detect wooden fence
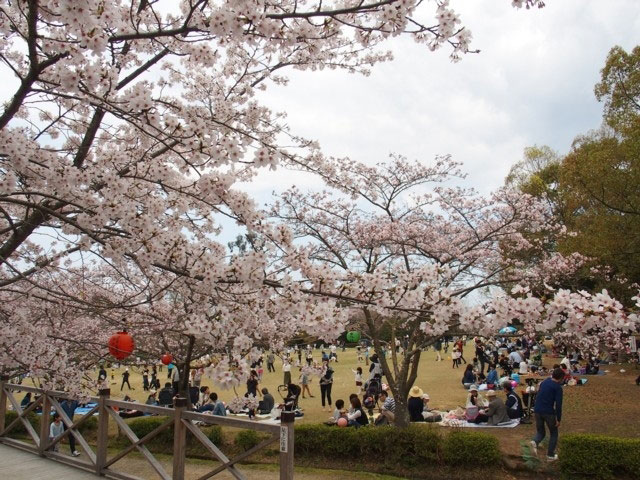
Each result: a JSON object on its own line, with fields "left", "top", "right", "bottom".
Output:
{"left": 0, "top": 379, "right": 294, "bottom": 480}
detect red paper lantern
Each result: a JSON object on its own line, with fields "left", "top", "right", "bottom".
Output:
{"left": 161, "top": 354, "right": 173, "bottom": 366}
{"left": 108, "top": 331, "right": 134, "bottom": 360}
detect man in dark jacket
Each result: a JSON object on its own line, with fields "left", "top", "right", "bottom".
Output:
{"left": 258, "top": 388, "right": 275, "bottom": 414}
{"left": 531, "top": 368, "right": 564, "bottom": 461}
{"left": 60, "top": 398, "right": 80, "bottom": 457}
{"left": 503, "top": 382, "right": 523, "bottom": 419}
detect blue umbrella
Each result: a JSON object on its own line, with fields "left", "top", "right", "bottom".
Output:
{"left": 498, "top": 326, "right": 517, "bottom": 334}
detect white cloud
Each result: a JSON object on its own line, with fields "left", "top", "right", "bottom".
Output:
{"left": 254, "top": 0, "right": 640, "bottom": 195}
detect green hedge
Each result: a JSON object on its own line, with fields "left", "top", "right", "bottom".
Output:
{"left": 4, "top": 410, "right": 97, "bottom": 437}
{"left": 442, "top": 431, "right": 501, "bottom": 466}
{"left": 294, "top": 424, "right": 498, "bottom": 468}
{"left": 121, "top": 416, "right": 222, "bottom": 456}
{"left": 235, "top": 429, "right": 270, "bottom": 452}
{"left": 4, "top": 410, "right": 41, "bottom": 437}
{"left": 559, "top": 434, "right": 640, "bottom": 479}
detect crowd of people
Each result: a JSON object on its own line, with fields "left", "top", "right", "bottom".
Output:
{"left": 25, "top": 334, "right": 636, "bottom": 463}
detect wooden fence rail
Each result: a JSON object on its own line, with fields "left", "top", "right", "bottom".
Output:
{"left": 0, "top": 379, "right": 294, "bottom": 480}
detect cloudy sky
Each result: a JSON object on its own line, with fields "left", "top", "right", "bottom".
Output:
{"left": 243, "top": 0, "right": 640, "bottom": 201}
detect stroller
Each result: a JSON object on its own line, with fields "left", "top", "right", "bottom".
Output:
{"left": 520, "top": 377, "right": 539, "bottom": 424}
{"left": 362, "top": 374, "right": 383, "bottom": 416}
{"left": 278, "top": 384, "right": 300, "bottom": 411}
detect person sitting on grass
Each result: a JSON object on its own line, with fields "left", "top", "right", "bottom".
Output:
{"left": 462, "top": 364, "right": 476, "bottom": 388}
{"left": 198, "top": 386, "right": 210, "bottom": 407}
{"left": 408, "top": 386, "right": 425, "bottom": 422}
{"left": 486, "top": 364, "right": 499, "bottom": 388}
{"left": 375, "top": 390, "right": 395, "bottom": 425}
{"left": 199, "top": 392, "right": 226, "bottom": 416}
{"left": 326, "top": 399, "right": 346, "bottom": 425}
{"left": 118, "top": 395, "right": 145, "bottom": 418}
{"left": 258, "top": 388, "right": 275, "bottom": 414}
{"left": 146, "top": 390, "right": 158, "bottom": 406}
{"left": 158, "top": 382, "right": 174, "bottom": 407}
{"left": 347, "top": 396, "right": 368, "bottom": 428}
{"left": 503, "top": 381, "right": 524, "bottom": 420}
{"left": 466, "top": 385, "right": 487, "bottom": 408}
{"left": 421, "top": 393, "right": 441, "bottom": 422}
{"left": 585, "top": 358, "right": 600, "bottom": 375}
{"left": 469, "top": 390, "right": 510, "bottom": 425}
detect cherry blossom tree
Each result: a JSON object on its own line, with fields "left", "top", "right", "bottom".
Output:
{"left": 267, "top": 154, "right": 638, "bottom": 426}
{"left": 0, "top": 1, "right": 548, "bottom": 391}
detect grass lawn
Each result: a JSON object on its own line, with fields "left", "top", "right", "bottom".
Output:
{"left": 97, "top": 341, "right": 640, "bottom": 458}
{"left": 10, "top": 341, "right": 640, "bottom": 471}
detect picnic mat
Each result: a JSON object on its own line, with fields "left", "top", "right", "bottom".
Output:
{"left": 439, "top": 418, "right": 521, "bottom": 428}
{"left": 75, "top": 403, "right": 99, "bottom": 416}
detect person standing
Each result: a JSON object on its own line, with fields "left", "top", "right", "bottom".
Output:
{"left": 283, "top": 358, "right": 292, "bottom": 386}
{"left": 98, "top": 365, "right": 107, "bottom": 384}
{"left": 530, "top": 368, "right": 564, "bottom": 461}
{"left": 306, "top": 349, "right": 313, "bottom": 366}
{"left": 48, "top": 413, "right": 64, "bottom": 452}
{"left": 121, "top": 368, "right": 133, "bottom": 391}
{"left": 245, "top": 370, "right": 262, "bottom": 399}
{"left": 434, "top": 338, "right": 443, "bottom": 362}
{"left": 475, "top": 341, "right": 486, "bottom": 374}
{"left": 60, "top": 398, "right": 80, "bottom": 457}
{"left": 193, "top": 366, "right": 203, "bottom": 387}
{"left": 142, "top": 367, "right": 150, "bottom": 391}
{"left": 267, "top": 352, "right": 276, "bottom": 373}
{"left": 452, "top": 348, "right": 461, "bottom": 368}
{"left": 171, "top": 364, "right": 180, "bottom": 394}
{"left": 151, "top": 365, "right": 159, "bottom": 390}
{"left": 352, "top": 367, "right": 363, "bottom": 394}
{"left": 455, "top": 338, "right": 467, "bottom": 364}
{"left": 319, "top": 362, "right": 334, "bottom": 411}
{"left": 299, "top": 367, "right": 314, "bottom": 398}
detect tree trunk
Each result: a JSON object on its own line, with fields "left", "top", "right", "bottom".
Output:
{"left": 180, "top": 335, "right": 195, "bottom": 407}
{"left": 392, "top": 391, "right": 410, "bottom": 427}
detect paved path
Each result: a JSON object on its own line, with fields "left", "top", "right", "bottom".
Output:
{"left": 0, "top": 443, "right": 98, "bottom": 479}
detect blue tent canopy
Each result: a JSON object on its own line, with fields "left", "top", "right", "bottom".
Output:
{"left": 498, "top": 326, "right": 517, "bottom": 334}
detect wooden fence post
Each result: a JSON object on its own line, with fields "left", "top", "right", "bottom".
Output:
{"left": 39, "top": 391, "right": 51, "bottom": 454}
{"left": 0, "top": 376, "right": 8, "bottom": 435}
{"left": 172, "top": 396, "right": 187, "bottom": 480}
{"left": 95, "top": 388, "right": 110, "bottom": 476}
{"left": 279, "top": 411, "right": 295, "bottom": 480}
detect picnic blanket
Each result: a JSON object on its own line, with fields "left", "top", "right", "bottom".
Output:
{"left": 75, "top": 403, "right": 99, "bottom": 416}
{"left": 439, "top": 418, "right": 520, "bottom": 428}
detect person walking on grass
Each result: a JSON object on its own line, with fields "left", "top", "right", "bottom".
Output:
{"left": 434, "top": 338, "right": 443, "bottom": 362}
{"left": 299, "top": 367, "right": 314, "bottom": 399}
{"left": 121, "top": 368, "right": 133, "bottom": 391}
{"left": 530, "top": 367, "right": 564, "bottom": 462}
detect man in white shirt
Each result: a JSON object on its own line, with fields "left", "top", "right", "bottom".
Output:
{"left": 508, "top": 349, "right": 524, "bottom": 366}
{"left": 519, "top": 361, "right": 529, "bottom": 375}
